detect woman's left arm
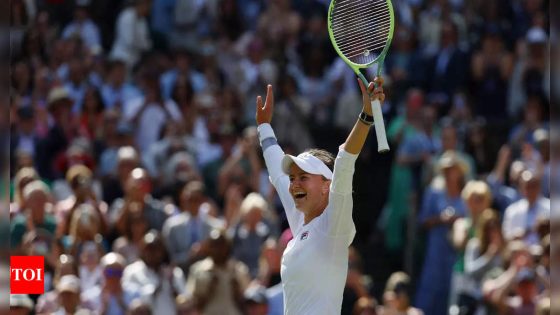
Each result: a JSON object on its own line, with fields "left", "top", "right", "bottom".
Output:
{"left": 340, "top": 77, "right": 385, "bottom": 154}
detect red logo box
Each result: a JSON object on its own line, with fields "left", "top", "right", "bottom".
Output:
{"left": 11, "top": 256, "right": 45, "bottom": 294}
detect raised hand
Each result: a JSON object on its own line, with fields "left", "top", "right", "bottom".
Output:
{"left": 357, "top": 76, "right": 385, "bottom": 116}
{"left": 256, "top": 84, "right": 274, "bottom": 125}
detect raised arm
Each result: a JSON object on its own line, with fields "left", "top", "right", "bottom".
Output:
{"left": 256, "top": 85, "right": 301, "bottom": 232}
{"left": 341, "top": 77, "right": 385, "bottom": 154}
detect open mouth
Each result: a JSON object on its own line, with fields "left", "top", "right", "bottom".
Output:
{"left": 294, "top": 192, "right": 307, "bottom": 200}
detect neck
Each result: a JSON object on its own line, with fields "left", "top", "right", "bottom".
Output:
{"left": 304, "top": 199, "right": 328, "bottom": 224}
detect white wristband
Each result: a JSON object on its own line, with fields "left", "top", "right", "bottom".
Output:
{"left": 257, "top": 123, "right": 276, "bottom": 144}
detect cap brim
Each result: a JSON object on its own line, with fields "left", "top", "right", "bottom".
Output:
{"left": 281, "top": 155, "right": 313, "bottom": 175}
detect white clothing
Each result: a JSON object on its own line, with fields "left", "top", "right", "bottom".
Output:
{"left": 62, "top": 19, "right": 102, "bottom": 51}
{"left": 258, "top": 123, "right": 357, "bottom": 315}
{"left": 502, "top": 197, "right": 550, "bottom": 245}
{"left": 122, "top": 97, "right": 182, "bottom": 153}
{"left": 122, "top": 260, "right": 186, "bottom": 315}
{"left": 110, "top": 8, "right": 152, "bottom": 69}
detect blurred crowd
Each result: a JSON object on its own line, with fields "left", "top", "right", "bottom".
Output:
{"left": 9, "top": 0, "right": 552, "bottom": 314}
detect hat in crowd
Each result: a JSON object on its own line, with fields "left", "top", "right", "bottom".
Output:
{"left": 56, "top": 275, "right": 81, "bottom": 293}
{"left": 47, "top": 86, "right": 73, "bottom": 109}
{"left": 526, "top": 27, "right": 547, "bottom": 45}
{"left": 244, "top": 285, "right": 268, "bottom": 305}
{"left": 10, "top": 294, "right": 34, "bottom": 310}
{"left": 516, "top": 268, "right": 536, "bottom": 284}
{"left": 438, "top": 150, "right": 469, "bottom": 176}
{"left": 281, "top": 152, "right": 333, "bottom": 180}
{"left": 385, "top": 272, "right": 412, "bottom": 296}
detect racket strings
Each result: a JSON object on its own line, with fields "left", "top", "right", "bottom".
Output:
{"left": 330, "top": 0, "right": 391, "bottom": 64}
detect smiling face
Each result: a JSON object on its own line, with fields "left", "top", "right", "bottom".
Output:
{"left": 288, "top": 164, "right": 330, "bottom": 216}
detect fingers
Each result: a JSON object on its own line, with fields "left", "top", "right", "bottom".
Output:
{"left": 265, "top": 84, "right": 274, "bottom": 110}
{"left": 357, "top": 78, "right": 367, "bottom": 94}
{"left": 256, "top": 95, "right": 263, "bottom": 110}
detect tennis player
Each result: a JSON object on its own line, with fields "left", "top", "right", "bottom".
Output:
{"left": 256, "top": 77, "right": 385, "bottom": 314}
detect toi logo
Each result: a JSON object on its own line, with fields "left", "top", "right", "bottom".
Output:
{"left": 10, "top": 256, "right": 45, "bottom": 294}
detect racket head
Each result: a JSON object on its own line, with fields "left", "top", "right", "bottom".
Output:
{"left": 328, "top": 0, "right": 395, "bottom": 71}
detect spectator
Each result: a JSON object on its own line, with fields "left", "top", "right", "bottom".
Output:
{"left": 109, "top": 0, "right": 153, "bottom": 70}
{"left": 502, "top": 170, "right": 550, "bottom": 245}
{"left": 122, "top": 231, "right": 186, "bottom": 314}
{"left": 380, "top": 272, "right": 423, "bottom": 315}
{"left": 163, "top": 181, "right": 223, "bottom": 272}
{"left": 462, "top": 209, "right": 505, "bottom": 314}
{"left": 186, "top": 229, "right": 250, "bottom": 315}
{"left": 9, "top": 166, "right": 39, "bottom": 217}
{"left": 230, "top": 193, "right": 275, "bottom": 278}
{"left": 82, "top": 252, "right": 138, "bottom": 315}
{"left": 415, "top": 151, "right": 468, "bottom": 315}
{"left": 101, "top": 60, "right": 141, "bottom": 110}
{"left": 111, "top": 168, "right": 170, "bottom": 236}
{"left": 122, "top": 72, "right": 182, "bottom": 154}
{"left": 101, "top": 146, "right": 140, "bottom": 206}
{"left": 450, "top": 180, "right": 492, "bottom": 310}
{"left": 61, "top": 0, "right": 102, "bottom": 52}
{"left": 10, "top": 180, "right": 57, "bottom": 252}
{"left": 36, "top": 254, "right": 79, "bottom": 313}
{"left": 35, "top": 86, "right": 76, "bottom": 180}
{"left": 52, "top": 275, "right": 91, "bottom": 315}
{"left": 10, "top": 106, "right": 39, "bottom": 176}
{"left": 56, "top": 164, "right": 108, "bottom": 237}
{"left": 112, "top": 203, "right": 149, "bottom": 264}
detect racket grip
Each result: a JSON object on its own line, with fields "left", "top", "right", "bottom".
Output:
{"left": 370, "top": 99, "right": 390, "bottom": 153}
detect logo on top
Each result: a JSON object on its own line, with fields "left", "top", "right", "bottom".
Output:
{"left": 301, "top": 231, "right": 309, "bottom": 240}
{"left": 10, "top": 256, "right": 45, "bottom": 294}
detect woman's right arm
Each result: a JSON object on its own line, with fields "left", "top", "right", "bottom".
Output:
{"left": 256, "top": 85, "right": 301, "bottom": 231}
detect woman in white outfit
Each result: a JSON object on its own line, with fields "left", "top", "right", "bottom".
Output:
{"left": 255, "top": 77, "right": 385, "bottom": 315}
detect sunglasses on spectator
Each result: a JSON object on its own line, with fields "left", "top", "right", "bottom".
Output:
{"left": 104, "top": 268, "right": 123, "bottom": 278}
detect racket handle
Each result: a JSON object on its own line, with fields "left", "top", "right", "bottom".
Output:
{"left": 370, "top": 99, "right": 390, "bottom": 153}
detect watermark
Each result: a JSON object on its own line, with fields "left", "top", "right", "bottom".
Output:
{"left": 10, "top": 256, "right": 45, "bottom": 294}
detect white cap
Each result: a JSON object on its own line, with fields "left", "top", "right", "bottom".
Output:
{"left": 56, "top": 275, "right": 81, "bottom": 293}
{"left": 281, "top": 152, "right": 333, "bottom": 180}
{"left": 10, "top": 294, "right": 34, "bottom": 309}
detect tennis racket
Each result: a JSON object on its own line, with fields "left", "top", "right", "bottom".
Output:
{"left": 328, "top": 0, "right": 395, "bottom": 153}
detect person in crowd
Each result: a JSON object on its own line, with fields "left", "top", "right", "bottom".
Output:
{"left": 503, "top": 170, "right": 550, "bottom": 245}
{"left": 450, "top": 180, "right": 492, "bottom": 310}
{"left": 109, "top": 0, "right": 153, "bottom": 70}
{"left": 82, "top": 252, "right": 138, "bottom": 315}
{"left": 122, "top": 231, "right": 186, "bottom": 314}
{"left": 61, "top": 0, "right": 102, "bottom": 52}
{"left": 380, "top": 272, "right": 423, "bottom": 315}
{"left": 415, "top": 150, "right": 468, "bottom": 315}
{"left": 11, "top": 180, "right": 57, "bottom": 253}
{"left": 10, "top": 166, "right": 40, "bottom": 217}
{"left": 163, "top": 181, "right": 223, "bottom": 273}
{"left": 462, "top": 209, "right": 505, "bottom": 315}
{"left": 186, "top": 229, "right": 250, "bottom": 315}
{"left": 112, "top": 168, "right": 170, "bottom": 236}
{"left": 230, "top": 192, "right": 276, "bottom": 278}
{"left": 52, "top": 275, "right": 91, "bottom": 315}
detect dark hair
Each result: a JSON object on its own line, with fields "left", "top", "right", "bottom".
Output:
{"left": 305, "top": 148, "right": 335, "bottom": 172}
